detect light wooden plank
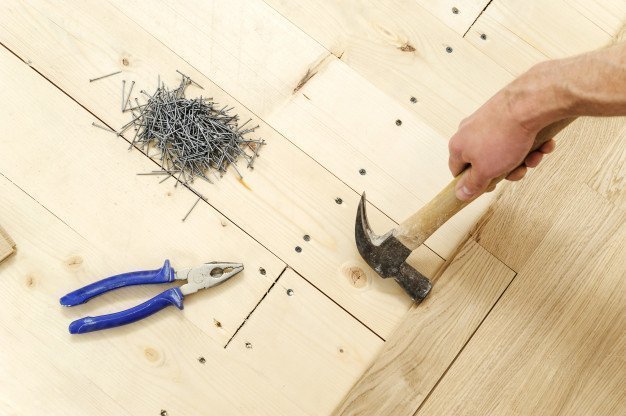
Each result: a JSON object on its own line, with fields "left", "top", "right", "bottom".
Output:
{"left": 333, "top": 239, "right": 516, "bottom": 416}
{"left": 464, "top": 11, "right": 549, "bottom": 76}
{"left": 472, "top": 117, "right": 626, "bottom": 271}
{"left": 0, "top": 223, "right": 16, "bottom": 263}
{"left": 417, "top": 185, "right": 626, "bottom": 416}
{"left": 475, "top": 0, "right": 614, "bottom": 60}
{"left": 0, "top": 45, "right": 284, "bottom": 346}
{"left": 263, "top": 0, "right": 512, "bottom": 137}
{"left": 108, "top": 0, "right": 500, "bottom": 260}
{"left": 0, "top": 0, "right": 447, "bottom": 337}
{"left": 586, "top": 123, "right": 626, "bottom": 209}
{"left": 565, "top": 0, "right": 626, "bottom": 35}
{"left": 0, "top": 176, "right": 305, "bottom": 416}
{"left": 413, "top": 0, "right": 491, "bottom": 35}
{"left": 230, "top": 268, "right": 384, "bottom": 415}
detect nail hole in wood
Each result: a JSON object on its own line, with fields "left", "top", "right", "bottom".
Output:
{"left": 303, "top": 234, "right": 311, "bottom": 242}
{"left": 359, "top": 168, "right": 366, "bottom": 175}
{"left": 160, "top": 411, "right": 168, "bottom": 416}
{"left": 295, "top": 246, "right": 302, "bottom": 253}
{"left": 335, "top": 197, "right": 343, "bottom": 204}
{"left": 259, "top": 267, "right": 266, "bottom": 275}
{"left": 452, "top": 7, "right": 459, "bottom": 14}
{"left": 395, "top": 119, "right": 402, "bottom": 126}
{"left": 245, "top": 342, "right": 253, "bottom": 349}
{"left": 480, "top": 33, "right": 487, "bottom": 40}
{"left": 446, "top": 46, "right": 453, "bottom": 53}
{"left": 198, "top": 357, "right": 206, "bottom": 364}
{"left": 410, "top": 96, "right": 417, "bottom": 103}
{"left": 287, "top": 289, "right": 294, "bottom": 296}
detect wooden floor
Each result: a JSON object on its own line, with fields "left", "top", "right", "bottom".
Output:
{"left": 0, "top": 1, "right": 623, "bottom": 415}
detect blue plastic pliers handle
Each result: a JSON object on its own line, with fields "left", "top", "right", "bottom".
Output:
{"left": 60, "top": 260, "right": 243, "bottom": 334}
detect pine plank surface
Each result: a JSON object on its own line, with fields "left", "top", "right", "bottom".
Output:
{"left": 0, "top": 31, "right": 393, "bottom": 415}
{"left": 229, "top": 269, "right": 384, "bottom": 416}
{"left": 333, "top": 239, "right": 515, "bottom": 415}
{"left": 0, "top": 0, "right": 447, "bottom": 338}
{"left": 0, "top": 224, "right": 15, "bottom": 263}
{"left": 264, "top": 0, "right": 513, "bottom": 137}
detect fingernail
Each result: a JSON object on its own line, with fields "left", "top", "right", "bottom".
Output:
{"left": 457, "top": 186, "right": 474, "bottom": 201}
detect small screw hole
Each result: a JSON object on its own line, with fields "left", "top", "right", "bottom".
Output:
{"left": 303, "top": 234, "right": 311, "bottom": 241}
{"left": 295, "top": 246, "right": 302, "bottom": 253}
{"left": 335, "top": 197, "right": 343, "bottom": 204}
{"left": 245, "top": 342, "right": 252, "bottom": 349}
{"left": 452, "top": 7, "right": 459, "bottom": 14}
{"left": 259, "top": 267, "right": 266, "bottom": 275}
{"left": 198, "top": 357, "right": 206, "bottom": 364}
{"left": 410, "top": 96, "right": 417, "bottom": 103}
{"left": 480, "top": 33, "right": 487, "bottom": 40}
{"left": 446, "top": 46, "right": 453, "bottom": 53}
{"left": 359, "top": 168, "right": 367, "bottom": 175}
{"left": 161, "top": 411, "right": 168, "bottom": 416}
{"left": 287, "top": 289, "right": 294, "bottom": 296}
{"left": 395, "top": 119, "right": 402, "bottom": 126}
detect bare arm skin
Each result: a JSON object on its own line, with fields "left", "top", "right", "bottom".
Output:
{"left": 449, "top": 42, "right": 626, "bottom": 201}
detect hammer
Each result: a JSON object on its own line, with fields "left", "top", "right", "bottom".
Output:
{"left": 355, "top": 118, "right": 575, "bottom": 301}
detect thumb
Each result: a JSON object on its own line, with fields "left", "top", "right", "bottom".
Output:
{"left": 455, "top": 166, "right": 491, "bottom": 201}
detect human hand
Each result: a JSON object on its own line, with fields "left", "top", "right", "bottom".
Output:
{"left": 448, "top": 89, "right": 555, "bottom": 201}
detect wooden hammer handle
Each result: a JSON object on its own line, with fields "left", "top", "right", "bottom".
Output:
{"left": 395, "top": 117, "right": 576, "bottom": 250}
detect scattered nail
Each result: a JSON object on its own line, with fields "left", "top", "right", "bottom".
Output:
{"left": 89, "top": 70, "right": 122, "bottom": 83}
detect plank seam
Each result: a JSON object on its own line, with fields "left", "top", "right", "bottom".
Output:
{"left": 289, "top": 267, "right": 386, "bottom": 342}
{"left": 0, "top": 170, "right": 86, "bottom": 242}
{"left": 413, "top": 270, "right": 518, "bottom": 415}
{"left": 462, "top": 0, "right": 494, "bottom": 38}
{"left": 223, "top": 265, "right": 288, "bottom": 348}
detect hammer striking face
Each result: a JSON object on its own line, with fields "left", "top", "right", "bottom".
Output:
{"left": 355, "top": 193, "right": 432, "bottom": 301}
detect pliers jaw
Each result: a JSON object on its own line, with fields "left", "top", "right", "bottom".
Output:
{"left": 177, "top": 262, "right": 244, "bottom": 296}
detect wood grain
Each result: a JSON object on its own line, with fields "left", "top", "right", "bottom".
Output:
{"left": 0, "top": 224, "right": 16, "bottom": 264}
{"left": 333, "top": 239, "right": 515, "bottom": 415}
{"left": 413, "top": 0, "right": 492, "bottom": 35}
{"left": 417, "top": 184, "right": 626, "bottom": 416}
{"left": 0, "top": 0, "right": 447, "bottom": 338}
{"left": 472, "top": 117, "right": 626, "bottom": 271}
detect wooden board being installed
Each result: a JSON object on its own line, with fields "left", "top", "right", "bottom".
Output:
{"left": 0, "top": 0, "right": 624, "bottom": 414}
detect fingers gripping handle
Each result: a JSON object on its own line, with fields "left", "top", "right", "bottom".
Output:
{"left": 68, "top": 287, "right": 184, "bottom": 334}
{"left": 60, "top": 260, "right": 175, "bottom": 306}
{"left": 395, "top": 118, "right": 575, "bottom": 251}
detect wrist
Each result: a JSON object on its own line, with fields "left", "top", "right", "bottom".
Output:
{"left": 502, "top": 60, "right": 576, "bottom": 133}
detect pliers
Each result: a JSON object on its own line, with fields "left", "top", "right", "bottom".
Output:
{"left": 60, "top": 260, "right": 243, "bottom": 334}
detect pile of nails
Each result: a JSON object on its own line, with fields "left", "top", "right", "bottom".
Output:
{"left": 118, "top": 71, "right": 265, "bottom": 186}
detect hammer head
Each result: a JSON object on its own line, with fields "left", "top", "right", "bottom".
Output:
{"left": 355, "top": 193, "right": 432, "bottom": 301}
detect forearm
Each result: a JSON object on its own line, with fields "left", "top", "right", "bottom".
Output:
{"left": 505, "top": 42, "right": 626, "bottom": 132}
